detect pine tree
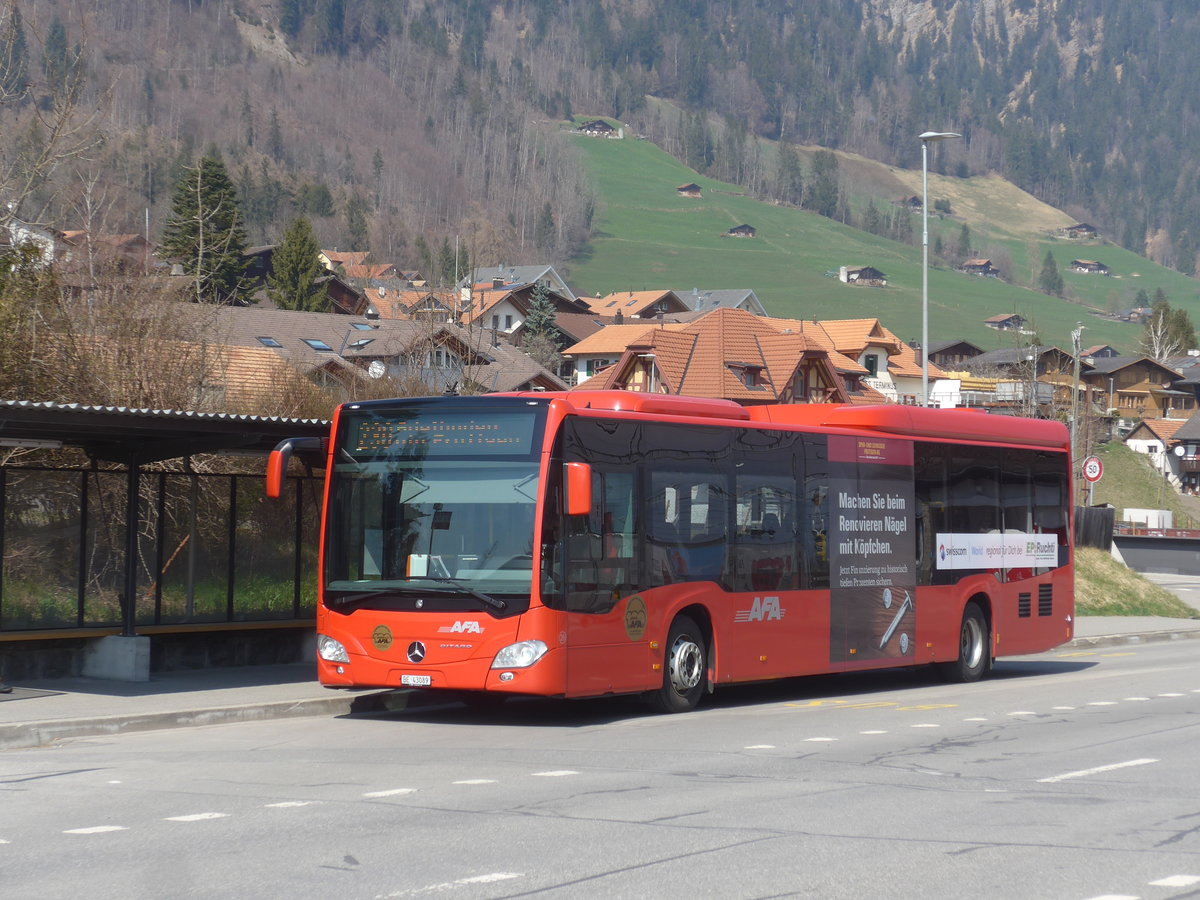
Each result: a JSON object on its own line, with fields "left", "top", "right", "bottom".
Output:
{"left": 267, "top": 108, "right": 285, "bottom": 163}
{"left": 268, "top": 216, "right": 325, "bottom": 311}
{"left": 159, "top": 152, "right": 252, "bottom": 305}
{"left": 956, "top": 224, "right": 971, "bottom": 259}
{"left": 42, "top": 14, "right": 68, "bottom": 96}
{"left": 523, "top": 280, "right": 559, "bottom": 342}
{"left": 534, "top": 202, "right": 555, "bottom": 250}
{"left": 1140, "top": 300, "right": 1197, "bottom": 360}
{"left": 279, "top": 0, "right": 305, "bottom": 38}
{"left": 805, "top": 150, "right": 839, "bottom": 219}
{"left": 1, "top": 5, "right": 28, "bottom": 101}
{"left": 1037, "top": 250, "right": 1063, "bottom": 297}
{"left": 345, "top": 192, "right": 370, "bottom": 250}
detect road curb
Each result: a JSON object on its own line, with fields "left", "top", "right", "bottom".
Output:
{"left": 1066, "top": 628, "right": 1200, "bottom": 650}
{"left": 0, "top": 688, "right": 438, "bottom": 751}
{"left": 5, "top": 630, "right": 1200, "bottom": 750}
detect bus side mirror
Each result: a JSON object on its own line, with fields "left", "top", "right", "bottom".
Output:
{"left": 266, "top": 437, "right": 324, "bottom": 498}
{"left": 564, "top": 462, "right": 593, "bottom": 516}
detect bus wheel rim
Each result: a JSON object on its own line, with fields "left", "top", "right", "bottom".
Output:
{"left": 962, "top": 618, "right": 983, "bottom": 669}
{"left": 668, "top": 635, "right": 703, "bottom": 694}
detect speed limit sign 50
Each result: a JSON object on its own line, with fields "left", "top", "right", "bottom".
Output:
{"left": 1082, "top": 456, "right": 1104, "bottom": 483}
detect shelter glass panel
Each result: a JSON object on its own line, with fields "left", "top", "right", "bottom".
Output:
{"left": 1, "top": 469, "right": 82, "bottom": 629}
{"left": 83, "top": 471, "right": 127, "bottom": 627}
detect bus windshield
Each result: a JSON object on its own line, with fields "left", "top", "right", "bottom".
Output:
{"left": 324, "top": 401, "right": 547, "bottom": 610}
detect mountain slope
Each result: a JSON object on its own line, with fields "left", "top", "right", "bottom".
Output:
{"left": 565, "top": 131, "right": 1197, "bottom": 354}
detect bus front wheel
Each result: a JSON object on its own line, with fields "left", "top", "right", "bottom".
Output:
{"left": 650, "top": 615, "right": 707, "bottom": 713}
{"left": 937, "top": 602, "right": 990, "bottom": 683}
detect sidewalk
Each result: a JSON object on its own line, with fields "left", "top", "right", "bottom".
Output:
{"left": 3, "top": 616, "right": 1200, "bottom": 751}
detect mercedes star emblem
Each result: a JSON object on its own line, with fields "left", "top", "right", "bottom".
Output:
{"left": 406, "top": 641, "right": 426, "bottom": 663}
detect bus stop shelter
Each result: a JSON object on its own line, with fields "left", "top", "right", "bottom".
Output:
{"left": 0, "top": 400, "right": 329, "bottom": 680}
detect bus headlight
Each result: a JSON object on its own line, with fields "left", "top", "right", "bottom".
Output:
{"left": 491, "top": 640, "right": 548, "bottom": 669}
{"left": 317, "top": 634, "right": 350, "bottom": 663}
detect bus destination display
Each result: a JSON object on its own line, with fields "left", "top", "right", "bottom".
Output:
{"left": 348, "top": 411, "right": 537, "bottom": 456}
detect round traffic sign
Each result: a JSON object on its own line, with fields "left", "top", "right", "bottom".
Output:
{"left": 1082, "top": 456, "right": 1104, "bottom": 483}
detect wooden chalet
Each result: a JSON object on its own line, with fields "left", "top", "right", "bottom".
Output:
{"left": 1071, "top": 259, "right": 1110, "bottom": 275}
{"left": 839, "top": 265, "right": 887, "bottom": 287}
{"left": 957, "top": 258, "right": 1000, "bottom": 277}
{"left": 984, "top": 313, "right": 1026, "bottom": 331}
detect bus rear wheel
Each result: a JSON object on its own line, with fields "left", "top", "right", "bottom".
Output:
{"left": 937, "top": 602, "right": 990, "bottom": 683}
{"left": 649, "top": 615, "right": 707, "bottom": 713}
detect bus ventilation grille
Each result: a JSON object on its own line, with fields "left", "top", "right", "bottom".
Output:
{"left": 1018, "top": 592, "right": 1032, "bottom": 618}
{"left": 1038, "top": 584, "right": 1053, "bottom": 616}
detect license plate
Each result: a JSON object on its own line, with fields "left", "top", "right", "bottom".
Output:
{"left": 401, "top": 674, "right": 432, "bottom": 687}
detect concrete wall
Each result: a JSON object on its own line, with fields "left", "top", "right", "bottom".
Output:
{"left": 1112, "top": 535, "right": 1200, "bottom": 575}
{"left": 1, "top": 628, "right": 312, "bottom": 682}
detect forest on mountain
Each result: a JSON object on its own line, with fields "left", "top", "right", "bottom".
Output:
{"left": 3, "top": 0, "right": 1200, "bottom": 281}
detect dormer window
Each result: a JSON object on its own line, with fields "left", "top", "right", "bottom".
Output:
{"left": 863, "top": 354, "right": 879, "bottom": 377}
{"left": 728, "top": 363, "right": 765, "bottom": 389}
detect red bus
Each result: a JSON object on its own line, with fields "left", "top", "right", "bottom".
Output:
{"left": 267, "top": 391, "right": 1073, "bottom": 713}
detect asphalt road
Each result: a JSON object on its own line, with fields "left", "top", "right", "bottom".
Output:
{"left": 3, "top": 641, "right": 1200, "bottom": 900}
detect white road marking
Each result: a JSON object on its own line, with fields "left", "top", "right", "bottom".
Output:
{"left": 1008, "top": 711, "right": 1037, "bottom": 716}
{"left": 1052, "top": 706, "right": 1075, "bottom": 710}
{"left": 1150, "top": 875, "right": 1200, "bottom": 887}
{"left": 165, "top": 813, "right": 229, "bottom": 822}
{"left": 531, "top": 770, "right": 578, "bottom": 777}
{"left": 803, "top": 737, "right": 837, "bottom": 742}
{"left": 1080, "top": 895, "right": 1139, "bottom": 900}
{"left": 376, "top": 872, "right": 523, "bottom": 898}
{"left": 964, "top": 717, "right": 988, "bottom": 722}
{"left": 363, "top": 788, "right": 417, "bottom": 798}
{"left": 1158, "top": 692, "right": 1184, "bottom": 697}
{"left": 1038, "top": 758, "right": 1159, "bottom": 784}
{"left": 911, "top": 723, "right": 940, "bottom": 728}
{"left": 265, "top": 801, "right": 314, "bottom": 808}
{"left": 453, "top": 779, "right": 497, "bottom": 785}
{"left": 1088, "top": 701, "right": 1118, "bottom": 706}
{"left": 1123, "top": 697, "right": 1150, "bottom": 702}
{"left": 107, "top": 780, "right": 122, "bottom": 784}
{"left": 744, "top": 744, "right": 775, "bottom": 749}
{"left": 859, "top": 730, "right": 887, "bottom": 734}
{"left": 64, "top": 826, "right": 129, "bottom": 834}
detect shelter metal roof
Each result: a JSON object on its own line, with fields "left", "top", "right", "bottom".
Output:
{"left": 0, "top": 400, "right": 329, "bottom": 464}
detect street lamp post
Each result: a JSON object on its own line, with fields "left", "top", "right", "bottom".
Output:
{"left": 920, "top": 130, "right": 961, "bottom": 406}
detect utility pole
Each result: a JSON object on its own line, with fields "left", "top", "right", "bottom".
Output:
{"left": 1070, "top": 322, "right": 1084, "bottom": 500}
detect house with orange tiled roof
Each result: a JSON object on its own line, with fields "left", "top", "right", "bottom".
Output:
{"left": 1126, "top": 416, "right": 1193, "bottom": 492}
{"left": 568, "top": 323, "right": 678, "bottom": 386}
{"left": 583, "top": 290, "right": 691, "bottom": 319}
{"left": 459, "top": 281, "right": 589, "bottom": 338}
{"left": 319, "top": 250, "right": 370, "bottom": 271}
{"left": 570, "top": 309, "right": 852, "bottom": 404}
{"left": 364, "top": 284, "right": 456, "bottom": 322}
{"left": 814, "top": 318, "right": 944, "bottom": 405}
{"left": 342, "top": 262, "right": 399, "bottom": 281}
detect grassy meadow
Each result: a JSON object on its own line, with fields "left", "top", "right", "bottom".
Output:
{"left": 565, "top": 127, "right": 1200, "bottom": 354}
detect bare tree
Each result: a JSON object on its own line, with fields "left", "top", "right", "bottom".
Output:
{"left": 0, "top": 5, "right": 105, "bottom": 233}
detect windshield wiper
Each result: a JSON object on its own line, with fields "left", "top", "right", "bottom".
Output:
{"left": 324, "top": 588, "right": 406, "bottom": 611}
{"left": 424, "top": 577, "right": 508, "bottom": 611}
{"left": 324, "top": 581, "right": 508, "bottom": 612}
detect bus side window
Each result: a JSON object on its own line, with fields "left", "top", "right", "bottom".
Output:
{"left": 564, "top": 468, "right": 635, "bottom": 613}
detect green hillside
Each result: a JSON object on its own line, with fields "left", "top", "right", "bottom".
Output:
{"left": 565, "top": 131, "right": 1200, "bottom": 355}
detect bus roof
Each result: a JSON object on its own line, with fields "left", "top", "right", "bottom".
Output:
{"left": 485, "top": 391, "right": 1069, "bottom": 450}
